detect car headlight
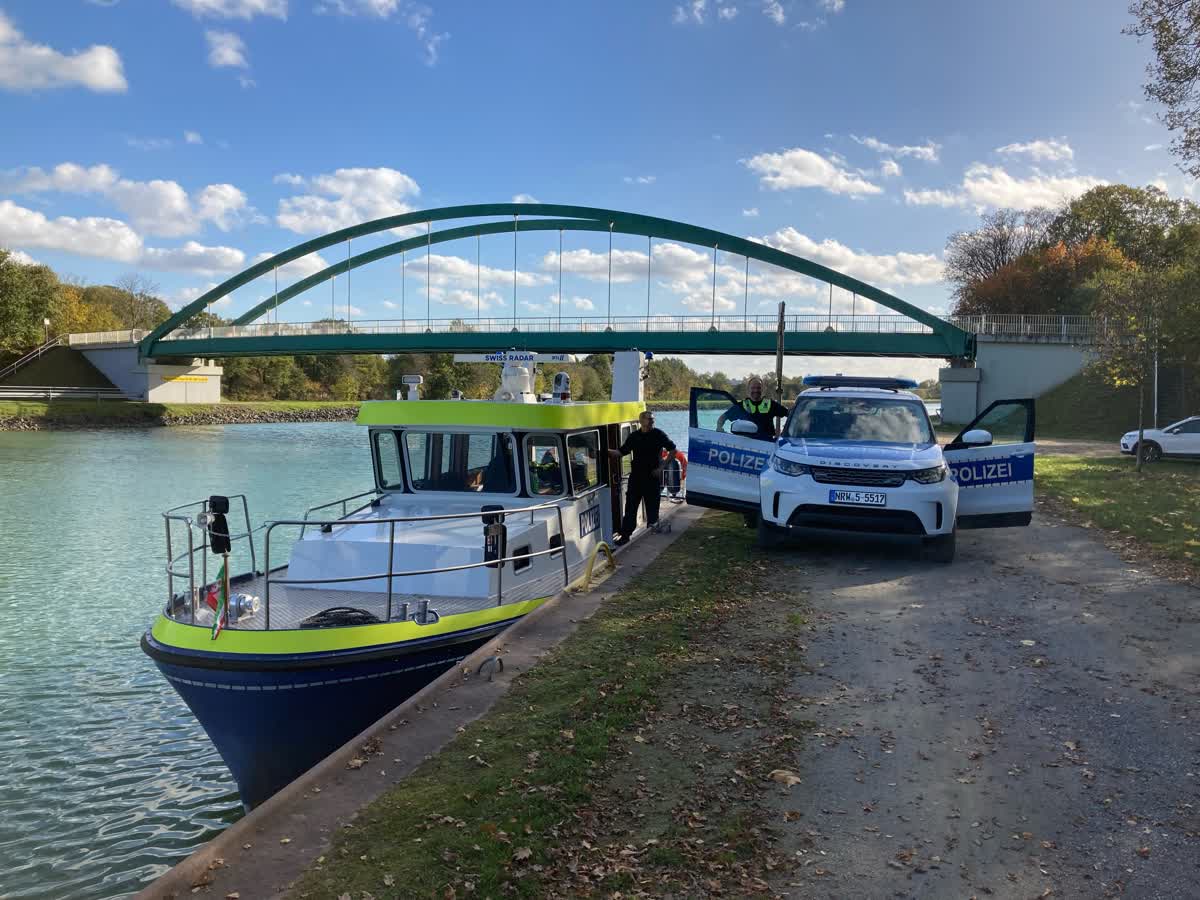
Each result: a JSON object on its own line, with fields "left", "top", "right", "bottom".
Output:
{"left": 908, "top": 464, "right": 948, "bottom": 484}
{"left": 771, "top": 456, "right": 811, "bottom": 477}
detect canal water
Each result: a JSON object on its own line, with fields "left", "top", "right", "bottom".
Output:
{"left": 0, "top": 412, "right": 690, "bottom": 900}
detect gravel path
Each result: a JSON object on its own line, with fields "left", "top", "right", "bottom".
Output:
{"left": 770, "top": 513, "right": 1200, "bottom": 899}
{"left": 1035, "top": 437, "right": 1119, "bottom": 458}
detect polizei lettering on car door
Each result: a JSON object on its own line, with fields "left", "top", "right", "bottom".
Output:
{"left": 688, "top": 437, "right": 771, "bottom": 476}
{"left": 949, "top": 454, "right": 1034, "bottom": 487}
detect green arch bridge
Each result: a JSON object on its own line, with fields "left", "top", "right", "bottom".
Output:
{"left": 140, "top": 204, "right": 974, "bottom": 361}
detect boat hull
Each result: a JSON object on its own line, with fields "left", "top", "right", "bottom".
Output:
{"left": 142, "top": 629, "right": 497, "bottom": 809}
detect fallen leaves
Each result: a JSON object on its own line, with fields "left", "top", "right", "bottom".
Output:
{"left": 768, "top": 769, "right": 803, "bottom": 786}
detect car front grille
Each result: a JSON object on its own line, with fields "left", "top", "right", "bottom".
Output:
{"left": 810, "top": 466, "right": 906, "bottom": 488}
{"left": 788, "top": 504, "right": 927, "bottom": 535}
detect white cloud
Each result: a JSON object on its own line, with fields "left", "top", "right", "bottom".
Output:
{"left": 141, "top": 241, "right": 245, "bottom": 274}
{"left": 718, "top": 5, "right": 738, "bottom": 19}
{"left": 819, "top": 0, "right": 845, "bottom": 10}
{"left": 4, "top": 163, "right": 255, "bottom": 237}
{"left": 382, "top": 299, "right": 398, "bottom": 309}
{"left": 273, "top": 172, "right": 306, "bottom": 186}
{"left": 320, "top": 2, "right": 447, "bottom": 64}
{"left": 995, "top": 138, "right": 1074, "bottom": 162}
{"left": 742, "top": 207, "right": 759, "bottom": 217}
{"left": 903, "top": 188, "right": 964, "bottom": 208}
{"left": 0, "top": 10, "right": 127, "bottom": 93}
{"left": 512, "top": 193, "right": 540, "bottom": 204}
{"left": 756, "top": 227, "right": 944, "bottom": 286}
{"left": 851, "top": 135, "right": 940, "bottom": 162}
{"left": 7, "top": 249, "right": 37, "bottom": 266}
{"left": 277, "top": 167, "right": 421, "bottom": 233}
{"left": 880, "top": 159, "right": 902, "bottom": 178}
{"left": 571, "top": 296, "right": 595, "bottom": 311}
{"left": 762, "top": 0, "right": 785, "bottom": 25}
{"left": 743, "top": 147, "right": 882, "bottom": 195}
{"left": 126, "top": 136, "right": 172, "bottom": 151}
{"left": 407, "top": 253, "right": 551, "bottom": 291}
{"left": 0, "top": 199, "right": 248, "bottom": 275}
{"left": 961, "top": 163, "right": 1105, "bottom": 209}
{"left": 0, "top": 200, "right": 144, "bottom": 262}
{"left": 172, "top": 0, "right": 287, "bottom": 19}
{"left": 185, "top": 130, "right": 204, "bottom": 145}
{"left": 623, "top": 175, "right": 656, "bottom": 185}
{"left": 673, "top": 0, "right": 706, "bottom": 24}
{"left": 250, "top": 250, "right": 331, "bottom": 279}
{"left": 205, "top": 30, "right": 248, "bottom": 68}
{"left": 1145, "top": 143, "right": 1164, "bottom": 152}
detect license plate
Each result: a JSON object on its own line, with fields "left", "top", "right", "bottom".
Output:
{"left": 828, "top": 489, "right": 887, "bottom": 507}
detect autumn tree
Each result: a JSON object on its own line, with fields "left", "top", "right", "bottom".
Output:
{"left": 1090, "top": 266, "right": 1188, "bottom": 471}
{"left": 1049, "top": 184, "right": 1200, "bottom": 267}
{"left": 1127, "top": 0, "right": 1200, "bottom": 177}
{"left": 952, "top": 237, "right": 1135, "bottom": 317}
{"left": 944, "top": 208, "right": 1055, "bottom": 306}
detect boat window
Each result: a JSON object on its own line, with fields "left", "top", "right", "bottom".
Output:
{"left": 566, "top": 430, "right": 600, "bottom": 493}
{"left": 404, "top": 432, "right": 516, "bottom": 493}
{"left": 618, "top": 423, "right": 633, "bottom": 476}
{"left": 374, "top": 430, "right": 403, "bottom": 489}
{"left": 525, "top": 435, "right": 565, "bottom": 497}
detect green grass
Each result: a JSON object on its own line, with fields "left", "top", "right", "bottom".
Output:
{"left": 1036, "top": 455, "right": 1200, "bottom": 565}
{"left": 0, "top": 399, "right": 361, "bottom": 426}
{"left": 289, "top": 512, "right": 771, "bottom": 899}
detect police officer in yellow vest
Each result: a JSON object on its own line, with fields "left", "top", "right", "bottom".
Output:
{"left": 716, "top": 376, "right": 788, "bottom": 441}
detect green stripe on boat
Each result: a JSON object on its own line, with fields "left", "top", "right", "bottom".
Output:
{"left": 150, "top": 596, "right": 548, "bottom": 655}
{"left": 356, "top": 400, "right": 645, "bottom": 429}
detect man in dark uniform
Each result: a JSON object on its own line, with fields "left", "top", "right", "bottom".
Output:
{"left": 716, "top": 376, "right": 788, "bottom": 441}
{"left": 608, "top": 410, "right": 676, "bottom": 546}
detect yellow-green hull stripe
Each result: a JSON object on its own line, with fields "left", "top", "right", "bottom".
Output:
{"left": 151, "top": 596, "right": 548, "bottom": 655}
{"left": 356, "top": 400, "right": 645, "bottom": 429}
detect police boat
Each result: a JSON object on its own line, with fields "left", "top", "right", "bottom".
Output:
{"left": 141, "top": 352, "right": 671, "bottom": 809}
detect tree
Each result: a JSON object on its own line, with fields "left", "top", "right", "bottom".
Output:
{"left": 49, "top": 283, "right": 123, "bottom": 336}
{"left": 0, "top": 250, "right": 58, "bottom": 352}
{"left": 952, "top": 237, "right": 1135, "bottom": 317}
{"left": 1049, "top": 184, "right": 1200, "bottom": 267}
{"left": 1090, "top": 267, "right": 1184, "bottom": 471}
{"left": 944, "top": 208, "right": 1055, "bottom": 304}
{"left": 1127, "top": 0, "right": 1200, "bottom": 178}
{"left": 112, "top": 273, "right": 171, "bottom": 330}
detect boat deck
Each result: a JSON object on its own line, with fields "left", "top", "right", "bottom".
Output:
{"left": 182, "top": 562, "right": 572, "bottom": 631}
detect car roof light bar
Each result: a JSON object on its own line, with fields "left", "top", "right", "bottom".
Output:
{"left": 801, "top": 375, "right": 919, "bottom": 391}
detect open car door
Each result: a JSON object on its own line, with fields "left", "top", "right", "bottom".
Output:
{"left": 685, "top": 387, "right": 774, "bottom": 515}
{"left": 944, "top": 399, "right": 1035, "bottom": 529}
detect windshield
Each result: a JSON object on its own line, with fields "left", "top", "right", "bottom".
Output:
{"left": 404, "top": 431, "right": 516, "bottom": 493}
{"left": 785, "top": 395, "right": 934, "bottom": 444}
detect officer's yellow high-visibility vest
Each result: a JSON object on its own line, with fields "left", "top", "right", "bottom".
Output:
{"left": 742, "top": 398, "right": 772, "bottom": 414}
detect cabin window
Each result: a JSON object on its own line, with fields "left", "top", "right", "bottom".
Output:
{"left": 525, "top": 435, "right": 565, "bottom": 497}
{"left": 404, "top": 432, "right": 516, "bottom": 493}
{"left": 618, "top": 423, "right": 634, "bottom": 476}
{"left": 566, "top": 430, "right": 600, "bottom": 493}
{"left": 374, "top": 430, "right": 403, "bottom": 489}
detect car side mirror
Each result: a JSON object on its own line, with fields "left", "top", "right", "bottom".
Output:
{"left": 730, "top": 420, "right": 758, "bottom": 436}
{"left": 961, "top": 428, "right": 992, "bottom": 447}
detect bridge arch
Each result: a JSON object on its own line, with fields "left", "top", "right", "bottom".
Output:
{"left": 141, "top": 204, "right": 973, "bottom": 359}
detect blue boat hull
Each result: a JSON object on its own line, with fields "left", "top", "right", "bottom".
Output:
{"left": 143, "top": 630, "right": 496, "bottom": 809}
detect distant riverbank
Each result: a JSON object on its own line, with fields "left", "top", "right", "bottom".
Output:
{"left": 0, "top": 398, "right": 692, "bottom": 430}
{"left": 0, "top": 399, "right": 361, "bottom": 430}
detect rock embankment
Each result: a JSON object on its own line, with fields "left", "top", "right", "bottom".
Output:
{"left": 0, "top": 403, "right": 361, "bottom": 431}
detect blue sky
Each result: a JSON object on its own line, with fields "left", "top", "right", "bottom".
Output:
{"left": 0, "top": 0, "right": 1185, "bottom": 378}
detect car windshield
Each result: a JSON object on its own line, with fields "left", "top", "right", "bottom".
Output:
{"left": 785, "top": 395, "right": 934, "bottom": 444}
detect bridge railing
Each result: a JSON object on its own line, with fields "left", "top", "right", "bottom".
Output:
{"left": 950, "top": 314, "right": 1097, "bottom": 343}
{"left": 160, "top": 313, "right": 936, "bottom": 342}
{"left": 67, "top": 329, "right": 149, "bottom": 347}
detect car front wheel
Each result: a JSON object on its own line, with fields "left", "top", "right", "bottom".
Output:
{"left": 756, "top": 517, "right": 784, "bottom": 549}
{"left": 925, "top": 529, "right": 956, "bottom": 564}
{"left": 1137, "top": 441, "right": 1163, "bottom": 464}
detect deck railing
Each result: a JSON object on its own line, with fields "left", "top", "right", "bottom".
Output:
{"left": 161, "top": 492, "right": 575, "bottom": 631}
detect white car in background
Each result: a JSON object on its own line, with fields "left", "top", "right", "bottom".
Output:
{"left": 684, "top": 376, "right": 1037, "bottom": 563}
{"left": 1120, "top": 416, "right": 1200, "bottom": 462}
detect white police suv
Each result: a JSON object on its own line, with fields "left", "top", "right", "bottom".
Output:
{"left": 685, "top": 376, "right": 1036, "bottom": 563}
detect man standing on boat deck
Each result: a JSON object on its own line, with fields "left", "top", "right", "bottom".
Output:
{"left": 608, "top": 410, "right": 675, "bottom": 546}
{"left": 716, "top": 376, "right": 788, "bottom": 441}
